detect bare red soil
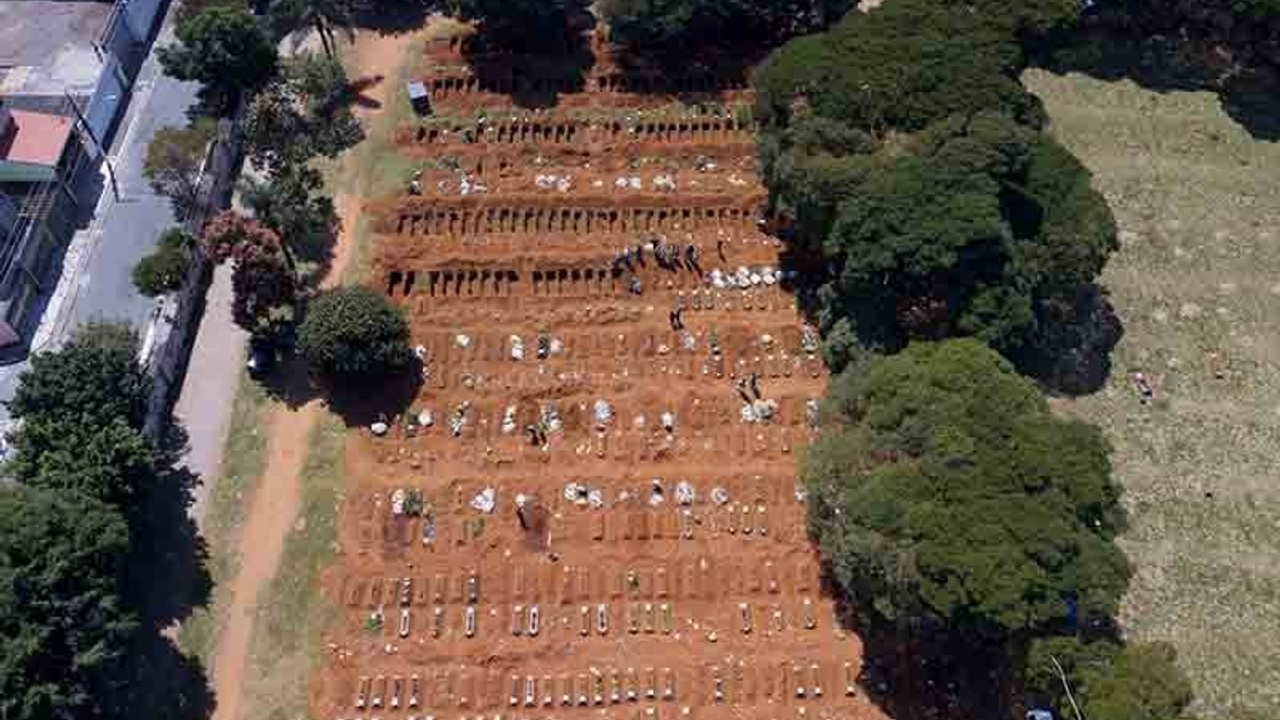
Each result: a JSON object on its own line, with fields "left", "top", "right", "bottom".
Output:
{"left": 312, "top": 29, "right": 891, "bottom": 720}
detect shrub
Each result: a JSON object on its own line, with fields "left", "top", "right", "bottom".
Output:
{"left": 297, "top": 286, "right": 412, "bottom": 377}
{"left": 131, "top": 228, "right": 193, "bottom": 297}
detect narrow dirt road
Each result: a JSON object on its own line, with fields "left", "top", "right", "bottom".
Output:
{"left": 207, "top": 29, "right": 413, "bottom": 720}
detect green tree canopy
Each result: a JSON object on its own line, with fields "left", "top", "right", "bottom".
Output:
{"left": 602, "top": 0, "right": 853, "bottom": 64}
{"left": 806, "top": 339, "right": 1130, "bottom": 640}
{"left": 775, "top": 111, "right": 1117, "bottom": 360}
{"left": 158, "top": 6, "right": 280, "bottom": 115}
{"left": 0, "top": 488, "right": 136, "bottom": 720}
{"left": 132, "top": 228, "right": 193, "bottom": 297}
{"left": 7, "top": 418, "right": 156, "bottom": 508}
{"left": 752, "top": 0, "right": 1053, "bottom": 135}
{"left": 752, "top": 0, "right": 1120, "bottom": 387}
{"left": 8, "top": 322, "right": 150, "bottom": 430}
{"left": 1026, "top": 637, "right": 1198, "bottom": 720}
{"left": 5, "top": 323, "right": 155, "bottom": 507}
{"left": 143, "top": 120, "right": 216, "bottom": 220}
{"left": 242, "top": 164, "right": 340, "bottom": 273}
{"left": 298, "top": 286, "right": 412, "bottom": 377}
{"left": 244, "top": 52, "right": 365, "bottom": 176}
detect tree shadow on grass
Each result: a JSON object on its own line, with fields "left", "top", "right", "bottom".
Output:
{"left": 119, "top": 421, "right": 217, "bottom": 720}
{"left": 251, "top": 340, "right": 423, "bottom": 428}
{"left": 1036, "top": 21, "right": 1280, "bottom": 140}
{"left": 1016, "top": 284, "right": 1125, "bottom": 397}
{"left": 126, "top": 423, "right": 212, "bottom": 629}
{"left": 256, "top": 346, "right": 323, "bottom": 411}
{"left": 121, "top": 634, "right": 216, "bottom": 720}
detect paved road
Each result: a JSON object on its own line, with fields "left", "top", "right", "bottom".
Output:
{"left": 65, "top": 30, "right": 202, "bottom": 333}
{"left": 0, "top": 7, "right": 201, "bottom": 419}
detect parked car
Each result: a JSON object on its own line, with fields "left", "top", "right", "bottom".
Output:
{"left": 246, "top": 335, "right": 276, "bottom": 377}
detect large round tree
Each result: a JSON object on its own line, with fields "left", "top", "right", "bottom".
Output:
{"left": 806, "top": 339, "right": 1130, "bottom": 640}
{"left": 157, "top": 6, "right": 280, "bottom": 115}
{"left": 6, "top": 323, "right": 157, "bottom": 509}
{"left": 0, "top": 488, "right": 136, "bottom": 720}
{"left": 298, "top": 286, "right": 412, "bottom": 378}
{"left": 751, "top": 0, "right": 1117, "bottom": 390}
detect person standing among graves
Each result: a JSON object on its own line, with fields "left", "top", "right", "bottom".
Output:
{"left": 685, "top": 244, "right": 700, "bottom": 271}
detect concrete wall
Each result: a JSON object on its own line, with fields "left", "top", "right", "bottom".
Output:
{"left": 143, "top": 104, "right": 244, "bottom": 440}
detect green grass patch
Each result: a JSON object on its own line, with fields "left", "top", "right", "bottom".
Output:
{"left": 336, "top": 36, "right": 429, "bottom": 284}
{"left": 1025, "top": 68, "right": 1280, "bottom": 717}
{"left": 240, "top": 412, "right": 347, "bottom": 720}
{"left": 179, "top": 371, "right": 273, "bottom": 664}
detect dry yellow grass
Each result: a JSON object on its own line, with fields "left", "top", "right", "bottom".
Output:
{"left": 1027, "top": 68, "right": 1280, "bottom": 717}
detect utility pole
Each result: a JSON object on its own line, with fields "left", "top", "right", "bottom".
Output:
{"left": 1048, "top": 655, "right": 1085, "bottom": 720}
{"left": 64, "top": 91, "right": 120, "bottom": 201}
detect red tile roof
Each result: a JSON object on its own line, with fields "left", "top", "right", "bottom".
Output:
{"left": 0, "top": 109, "right": 73, "bottom": 168}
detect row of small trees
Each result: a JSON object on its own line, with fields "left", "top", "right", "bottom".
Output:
{"left": 137, "top": 0, "right": 366, "bottom": 338}
{"left": 752, "top": 1, "right": 1196, "bottom": 717}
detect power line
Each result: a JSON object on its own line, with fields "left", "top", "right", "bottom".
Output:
{"left": 1049, "top": 655, "right": 1085, "bottom": 720}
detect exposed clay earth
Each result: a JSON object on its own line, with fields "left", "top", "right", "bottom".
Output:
{"left": 313, "top": 29, "right": 892, "bottom": 720}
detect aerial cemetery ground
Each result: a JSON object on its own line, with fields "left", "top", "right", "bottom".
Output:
{"left": 1027, "top": 68, "right": 1280, "bottom": 711}
{"left": 311, "top": 31, "right": 891, "bottom": 720}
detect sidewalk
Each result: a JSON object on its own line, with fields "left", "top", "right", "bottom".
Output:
{"left": 173, "top": 263, "right": 245, "bottom": 522}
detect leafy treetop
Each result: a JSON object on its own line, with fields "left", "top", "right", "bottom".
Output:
{"left": 5, "top": 324, "right": 155, "bottom": 507}
{"left": 201, "top": 210, "right": 289, "bottom": 266}
{"left": 763, "top": 110, "right": 1117, "bottom": 361}
{"left": 0, "top": 488, "right": 136, "bottom": 720}
{"left": 601, "top": 0, "right": 854, "bottom": 65}
{"left": 244, "top": 52, "right": 365, "bottom": 176}
{"left": 297, "top": 286, "right": 413, "bottom": 378}
{"left": 806, "top": 339, "right": 1130, "bottom": 640}
{"left": 158, "top": 6, "right": 280, "bottom": 116}
{"left": 8, "top": 323, "right": 150, "bottom": 431}
{"left": 142, "top": 120, "right": 217, "bottom": 220}
{"left": 752, "top": 0, "right": 1049, "bottom": 135}
{"left": 200, "top": 211, "right": 298, "bottom": 333}
{"left": 132, "top": 228, "right": 193, "bottom": 298}
{"left": 1026, "top": 636, "right": 1198, "bottom": 720}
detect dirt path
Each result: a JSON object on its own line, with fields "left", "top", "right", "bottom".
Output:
{"left": 207, "top": 29, "right": 414, "bottom": 720}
